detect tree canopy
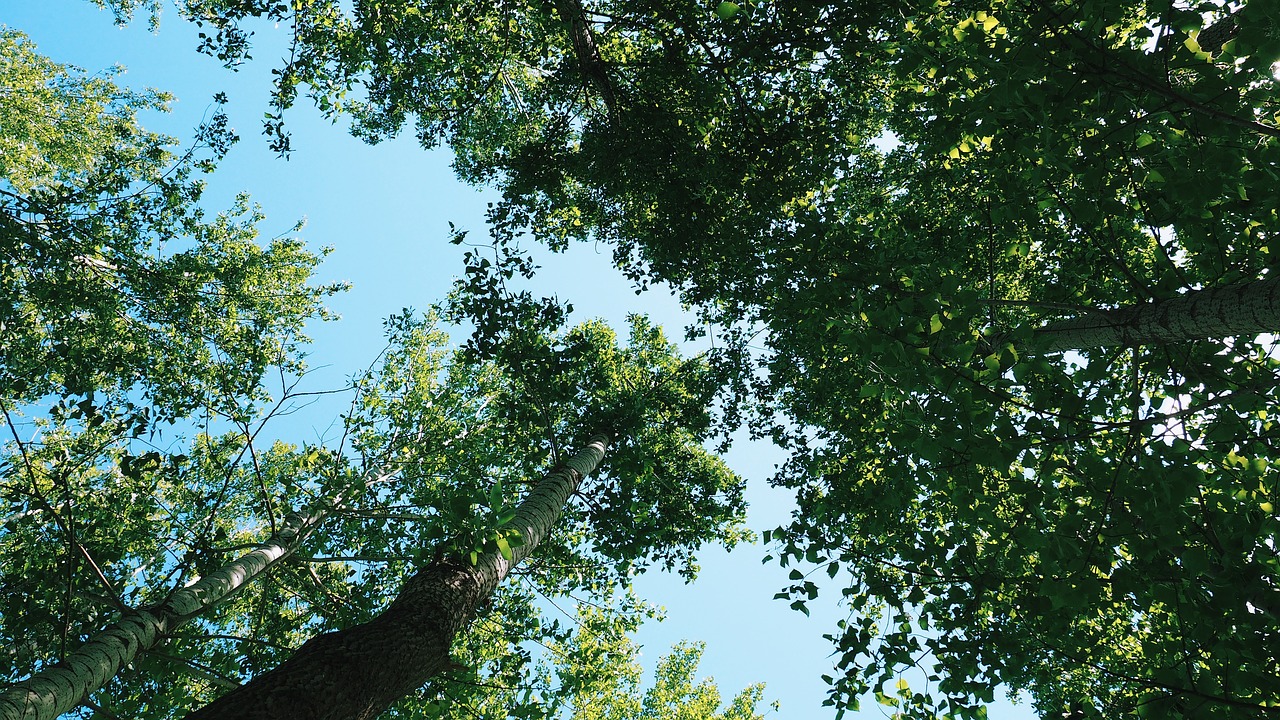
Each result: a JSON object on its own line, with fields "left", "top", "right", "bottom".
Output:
{"left": 0, "top": 28, "right": 342, "bottom": 418}
{"left": 1, "top": 28, "right": 760, "bottom": 720}
{"left": 103, "top": 0, "right": 1280, "bottom": 717}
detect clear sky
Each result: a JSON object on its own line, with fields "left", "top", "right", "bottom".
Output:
{"left": 2, "top": 3, "right": 1040, "bottom": 718}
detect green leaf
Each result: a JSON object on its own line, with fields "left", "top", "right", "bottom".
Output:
{"left": 449, "top": 496, "right": 472, "bottom": 517}
{"left": 715, "top": 2, "right": 741, "bottom": 20}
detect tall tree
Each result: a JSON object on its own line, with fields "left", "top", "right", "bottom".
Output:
{"left": 1, "top": 509, "right": 327, "bottom": 720}
{"left": 1, "top": 30, "right": 751, "bottom": 720}
{"left": 2, "top": 311, "right": 749, "bottom": 719}
{"left": 184, "top": 433, "right": 614, "bottom": 720}
{"left": 1031, "top": 276, "right": 1280, "bottom": 352}
{"left": 107, "top": 0, "right": 1280, "bottom": 716}
{"left": 0, "top": 29, "right": 338, "bottom": 718}
{"left": 179, "top": 297, "right": 754, "bottom": 720}
{"left": 3, "top": 210, "right": 751, "bottom": 720}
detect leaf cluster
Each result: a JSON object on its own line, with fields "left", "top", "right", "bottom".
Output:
{"left": 0, "top": 29, "right": 343, "bottom": 418}
{"left": 124, "top": 0, "right": 1280, "bottom": 716}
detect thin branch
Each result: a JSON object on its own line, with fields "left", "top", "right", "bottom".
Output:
{"left": 142, "top": 649, "right": 241, "bottom": 690}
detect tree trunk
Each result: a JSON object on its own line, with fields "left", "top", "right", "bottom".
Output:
{"left": 550, "top": 0, "right": 617, "bottom": 122}
{"left": 0, "top": 511, "right": 325, "bottom": 720}
{"left": 181, "top": 433, "right": 611, "bottom": 720}
{"left": 1035, "top": 276, "right": 1280, "bottom": 353}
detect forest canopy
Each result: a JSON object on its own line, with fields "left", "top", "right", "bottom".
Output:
{"left": 6, "top": 0, "right": 1280, "bottom": 718}
{"left": 0, "top": 25, "right": 759, "bottom": 720}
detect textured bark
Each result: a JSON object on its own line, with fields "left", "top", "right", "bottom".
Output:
{"left": 1035, "top": 276, "right": 1280, "bottom": 353}
{"left": 182, "top": 433, "right": 611, "bottom": 720}
{"left": 1196, "top": 12, "right": 1239, "bottom": 55}
{"left": 551, "top": 0, "right": 618, "bottom": 122}
{"left": 0, "top": 511, "right": 323, "bottom": 720}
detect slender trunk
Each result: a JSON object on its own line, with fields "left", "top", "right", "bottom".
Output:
{"left": 551, "top": 0, "right": 617, "bottom": 122}
{"left": 0, "top": 511, "right": 325, "bottom": 720}
{"left": 182, "top": 433, "right": 612, "bottom": 720}
{"left": 1035, "top": 276, "right": 1280, "bottom": 353}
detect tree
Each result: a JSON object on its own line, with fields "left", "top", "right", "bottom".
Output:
{"left": 108, "top": 0, "right": 1280, "bottom": 716}
{"left": 175, "top": 289, "right": 753, "bottom": 720}
{"left": 2, "top": 31, "right": 754, "bottom": 720}
{"left": 541, "top": 601, "right": 768, "bottom": 720}
{"left": 0, "top": 29, "right": 337, "bottom": 718}
{"left": 2, "top": 310, "right": 747, "bottom": 717}
{"left": 3, "top": 310, "right": 751, "bottom": 719}
{"left": 0, "top": 28, "right": 341, "bottom": 417}
{"left": 181, "top": 432, "right": 614, "bottom": 720}
{"left": 1031, "top": 276, "right": 1280, "bottom": 353}
{"left": 1, "top": 510, "right": 326, "bottom": 720}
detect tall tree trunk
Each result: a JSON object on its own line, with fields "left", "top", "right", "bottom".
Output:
{"left": 182, "top": 433, "right": 612, "bottom": 720}
{"left": 1035, "top": 276, "right": 1280, "bottom": 353}
{"left": 0, "top": 510, "right": 326, "bottom": 720}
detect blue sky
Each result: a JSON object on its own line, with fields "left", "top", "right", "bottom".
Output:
{"left": 2, "top": 3, "right": 1039, "bottom": 717}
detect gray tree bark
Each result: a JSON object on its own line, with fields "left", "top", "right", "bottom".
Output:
{"left": 180, "top": 433, "right": 611, "bottom": 720}
{"left": 1035, "top": 276, "right": 1280, "bottom": 353}
{"left": 0, "top": 510, "right": 326, "bottom": 720}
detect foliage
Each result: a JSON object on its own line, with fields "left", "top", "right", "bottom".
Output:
{"left": 118, "top": 0, "right": 1280, "bottom": 716}
{"left": 0, "top": 28, "right": 343, "bottom": 418}
{"left": 1, "top": 309, "right": 751, "bottom": 717}
{"left": 0, "top": 30, "right": 337, "bottom": 711}
{"left": 1, "top": 28, "right": 754, "bottom": 720}
{"left": 443, "top": 232, "right": 752, "bottom": 579}
{"left": 394, "top": 595, "right": 770, "bottom": 720}
{"left": 543, "top": 601, "right": 768, "bottom": 720}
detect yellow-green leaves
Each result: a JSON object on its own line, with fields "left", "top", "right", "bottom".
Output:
{"left": 715, "top": 2, "right": 742, "bottom": 20}
{"left": 539, "top": 603, "right": 768, "bottom": 720}
{"left": 0, "top": 29, "right": 169, "bottom": 193}
{"left": 976, "top": 11, "right": 1001, "bottom": 34}
{"left": 0, "top": 31, "right": 339, "bottom": 417}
